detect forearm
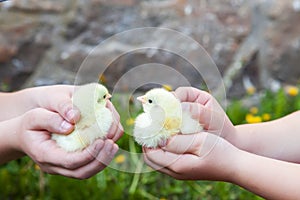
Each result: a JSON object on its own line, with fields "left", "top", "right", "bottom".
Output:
{"left": 233, "top": 149, "right": 300, "bottom": 200}
{"left": 229, "top": 111, "right": 300, "bottom": 162}
{"left": 0, "top": 89, "right": 36, "bottom": 121}
{"left": 0, "top": 119, "right": 25, "bottom": 164}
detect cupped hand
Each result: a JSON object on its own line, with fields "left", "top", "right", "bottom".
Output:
{"left": 143, "top": 133, "right": 240, "bottom": 182}
{"left": 16, "top": 108, "right": 119, "bottom": 179}
{"left": 29, "top": 85, "right": 81, "bottom": 124}
{"left": 174, "top": 87, "right": 236, "bottom": 140}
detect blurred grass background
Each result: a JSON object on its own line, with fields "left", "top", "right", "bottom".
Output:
{"left": 1, "top": 84, "right": 299, "bottom": 200}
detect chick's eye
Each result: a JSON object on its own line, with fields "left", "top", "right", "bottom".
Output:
{"left": 103, "top": 94, "right": 106, "bottom": 99}
{"left": 148, "top": 99, "right": 153, "bottom": 104}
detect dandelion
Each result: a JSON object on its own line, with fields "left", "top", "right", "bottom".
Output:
{"left": 160, "top": 198, "right": 167, "bottom": 200}
{"left": 262, "top": 113, "right": 271, "bottom": 121}
{"left": 162, "top": 84, "right": 173, "bottom": 91}
{"left": 249, "top": 107, "right": 259, "bottom": 114}
{"left": 286, "top": 86, "right": 299, "bottom": 97}
{"left": 246, "top": 114, "right": 262, "bottom": 124}
{"left": 246, "top": 86, "right": 256, "bottom": 95}
{"left": 126, "top": 118, "right": 135, "bottom": 126}
{"left": 114, "top": 154, "right": 126, "bottom": 164}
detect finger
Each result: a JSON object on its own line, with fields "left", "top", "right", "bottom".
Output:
{"left": 40, "top": 159, "right": 107, "bottom": 179}
{"left": 143, "top": 148, "right": 181, "bottom": 169}
{"left": 106, "top": 101, "right": 120, "bottom": 122}
{"left": 163, "top": 134, "right": 207, "bottom": 155}
{"left": 108, "top": 121, "right": 124, "bottom": 142}
{"left": 24, "top": 108, "right": 74, "bottom": 134}
{"left": 44, "top": 85, "right": 80, "bottom": 124}
{"left": 143, "top": 150, "right": 180, "bottom": 178}
{"left": 106, "top": 101, "right": 124, "bottom": 141}
{"left": 55, "top": 99, "right": 80, "bottom": 124}
{"left": 162, "top": 132, "right": 220, "bottom": 158}
{"left": 39, "top": 139, "right": 105, "bottom": 170}
{"left": 41, "top": 155, "right": 107, "bottom": 179}
{"left": 181, "top": 102, "right": 225, "bottom": 131}
{"left": 174, "top": 87, "right": 212, "bottom": 105}
{"left": 43, "top": 140, "right": 118, "bottom": 179}
{"left": 95, "top": 139, "right": 119, "bottom": 166}
{"left": 147, "top": 147, "right": 201, "bottom": 179}
{"left": 143, "top": 148, "right": 199, "bottom": 178}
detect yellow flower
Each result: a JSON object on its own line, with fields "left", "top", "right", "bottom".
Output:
{"left": 249, "top": 107, "right": 259, "bottom": 114}
{"left": 246, "top": 114, "right": 262, "bottom": 124}
{"left": 160, "top": 198, "right": 167, "bottom": 200}
{"left": 286, "top": 86, "right": 299, "bottom": 97}
{"left": 162, "top": 84, "right": 173, "bottom": 91}
{"left": 34, "top": 164, "right": 40, "bottom": 171}
{"left": 246, "top": 86, "right": 256, "bottom": 95}
{"left": 262, "top": 113, "right": 271, "bottom": 121}
{"left": 99, "top": 74, "right": 107, "bottom": 84}
{"left": 114, "top": 154, "right": 126, "bottom": 164}
{"left": 126, "top": 118, "right": 135, "bottom": 126}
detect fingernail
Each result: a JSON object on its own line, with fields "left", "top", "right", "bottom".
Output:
{"left": 158, "top": 139, "right": 167, "bottom": 148}
{"left": 112, "top": 144, "right": 119, "bottom": 154}
{"left": 181, "top": 103, "right": 189, "bottom": 111}
{"left": 67, "top": 109, "right": 79, "bottom": 122}
{"left": 61, "top": 120, "right": 73, "bottom": 131}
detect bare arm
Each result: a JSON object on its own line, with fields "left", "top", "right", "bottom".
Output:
{"left": 0, "top": 85, "right": 124, "bottom": 179}
{"left": 230, "top": 111, "right": 300, "bottom": 163}
{"left": 0, "top": 90, "right": 35, "bottom": 121}
{"left": 234, "top": 148, "right": 300, "bottom": 199}
{"left": 144, "top": 133, "right": 300, "bottom": 200}
{"left": 175, "top": 87, "right": 300, "bottom": 162}
{"left": 0, "top": 85, "right": 79, "bottom": 123}
{"left": 0, "top": 107, "right": 122, "bottom": 179}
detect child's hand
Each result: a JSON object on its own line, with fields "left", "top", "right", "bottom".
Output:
{"left": 143, "top": 87, "right": 240, "bottom": 181}
{"left": 9, "top": 108, "right": 118, "bottom": 179}
{"left": 143, "top": 132, "right": 240, "bottom": 182}
{"left": 174, "top": 87, "right": 236, "bottom": 141}
{"left": 105, "top": 101, "right": 124, "bottom": 142}
{"left": 28, "top": 85, "right": 81, "bottom": 124}
{"left": 30, "top": 85, "right": 124, "bottom": 141}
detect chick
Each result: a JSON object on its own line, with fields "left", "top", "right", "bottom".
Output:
{"left": 52, "top": 83, "right": 113, "bottom": 152}
{"left": 133, "top": 88, "right": 203, "bottom": 148}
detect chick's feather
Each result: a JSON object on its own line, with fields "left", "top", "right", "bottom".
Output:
{"left": 133, "top": 88, "right": 203, "bottom": 148}
{"left": 51, "top": 83, "right": 113, "bottom": 152}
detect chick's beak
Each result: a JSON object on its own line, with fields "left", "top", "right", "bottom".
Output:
{"left": 106, "top": 93, "right": 112, "bottom": 100}
{"left": 137, "top": 96, "right": 146, "bottom": 104}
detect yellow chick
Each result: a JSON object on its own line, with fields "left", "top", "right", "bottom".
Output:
{"left": 133, "top": 88, "right": 203, "bottom": 148}
{"left": 52, "top": 83, "right": 113, "bottom": 152}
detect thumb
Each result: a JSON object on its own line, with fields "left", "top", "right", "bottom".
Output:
{"left": 49, "top": 98, "right": 80, "bottom": 124}
{"left": 23, "top": 108, "right": 74, "bottom": 135}
{"left": 36, "top": 85, "right": 80, "bottom": 124}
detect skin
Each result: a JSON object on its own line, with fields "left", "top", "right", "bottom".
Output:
{"left": 0, "top": 85, "right": 123, "bottom": 179}
{"left": 144, "top": 87, "right": 300, "bottom": 199}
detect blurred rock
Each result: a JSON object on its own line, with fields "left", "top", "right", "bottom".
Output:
{"left": 0, "top": 35, "right": 18, "bottom": 63}
{"left": 1, "top": 0, "right": 300, "bottom": 98}
{"left": 5, "top": 0, "right": 66, "bottom": 13}
{"left": 258, "top": 0, "right": 300, "bottom": 85}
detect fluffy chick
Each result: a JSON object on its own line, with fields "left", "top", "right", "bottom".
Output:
{"left": 52, "top": 83, "right": 113, "bottom": 152}
{"left": 133, "top": 88, "right": 203, "bottom": 148}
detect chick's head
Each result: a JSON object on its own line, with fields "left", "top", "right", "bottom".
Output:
{"left": 95, "top": 84, "right": 111, "bottom": 105}
{"left": 137, "top": 88, "right": 180, "bottom": 115}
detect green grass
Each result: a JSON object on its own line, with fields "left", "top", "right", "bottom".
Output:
{"left": 1, "top": 86, "right": 299, "bottom": 200}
